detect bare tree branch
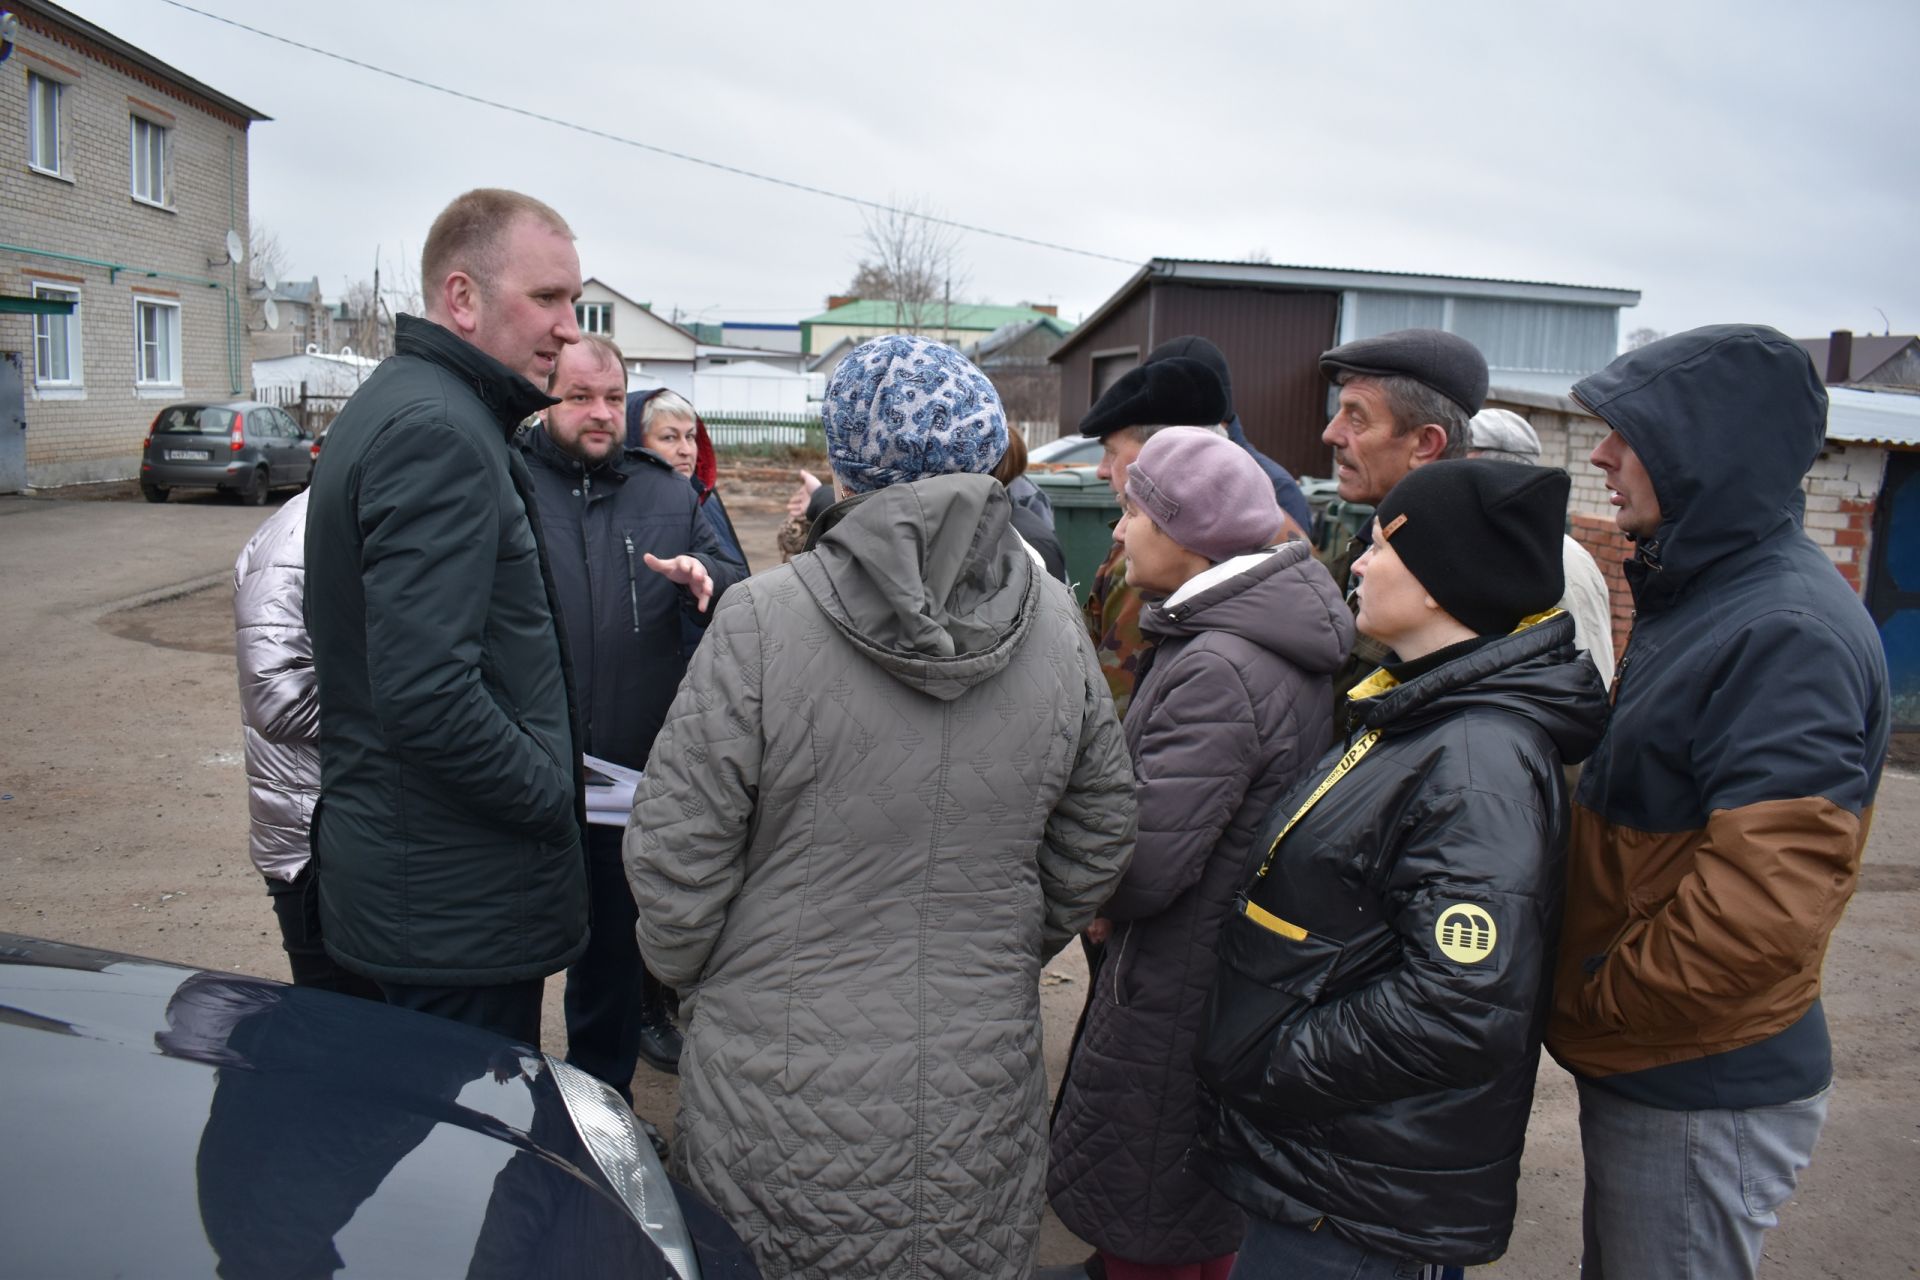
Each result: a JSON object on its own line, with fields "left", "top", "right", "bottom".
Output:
{"left": 853, "top": 197, "right": 969, "bottom": 337}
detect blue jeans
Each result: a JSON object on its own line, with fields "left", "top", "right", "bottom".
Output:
{"left": 1227, "top": 1216, "right": 1448, "bottom": 1280}
{"left": 1576, "top": 1077, "right": 1829, "bottom": 1280}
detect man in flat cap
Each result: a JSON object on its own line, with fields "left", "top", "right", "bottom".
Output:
{"left": 1077, "top": 357, "right": 1230, "bottom": 719}
{"left": 1467, "top": 407, "right": 1614, "bottom": 687}
{"left": 1316, "top": 327, "right": 1489, "bottom": 698}
{"left": 1145, "top": 336, "right": 1315, "bottom": 535}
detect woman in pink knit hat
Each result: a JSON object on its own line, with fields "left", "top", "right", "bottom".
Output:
{"left": 1049, "top": 426, "right": 1354, "bottom": 1280}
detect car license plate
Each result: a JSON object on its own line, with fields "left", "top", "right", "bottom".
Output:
{"left": 164, "top": 450, "right": 210, "bottom": 461}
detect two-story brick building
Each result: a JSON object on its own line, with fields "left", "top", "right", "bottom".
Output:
{"left": 1, "top": 0, "right": 267, "bottom": 489}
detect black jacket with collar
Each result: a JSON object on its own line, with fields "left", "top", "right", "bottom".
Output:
{"left": 519, "top": 425, "right": 747, "bottom": 772}
{"left": 1193, "top": 614, "right": 1607, "bottom": 1266}
{"left": 305, "top": 314, "right": 588, "bottom": 986}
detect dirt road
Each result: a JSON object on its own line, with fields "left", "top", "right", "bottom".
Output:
{"left": 2, "top": 487, "right": 1915, "bottom": 1276}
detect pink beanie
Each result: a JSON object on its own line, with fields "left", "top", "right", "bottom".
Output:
{"left": 1125, "top": 426, "right": 1284, "bottom": 561}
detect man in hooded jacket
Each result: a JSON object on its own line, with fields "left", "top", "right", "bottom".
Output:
{"left": 1546, "top": 324, "right": 1890, "bottom": 1279}
{"left": 627, "top": 335, "right": 1135, "bottom": 1279}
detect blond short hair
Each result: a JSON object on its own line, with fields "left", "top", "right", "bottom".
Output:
{"left": 421, "top": 188, "right": 573, "bottom": 299}
{"left": 550, "top": 335, "right": 627, "bottom": 392}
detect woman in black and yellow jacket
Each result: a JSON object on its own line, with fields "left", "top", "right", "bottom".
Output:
{"left": 1192, "top": 459, "right": 1608, "bottom": 1278}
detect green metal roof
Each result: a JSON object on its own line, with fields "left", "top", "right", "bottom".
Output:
{"left": 799, "top": 299, "right": 1072, "bottom": 332}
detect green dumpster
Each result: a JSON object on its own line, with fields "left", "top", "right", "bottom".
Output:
{"left": 1030, "top": 464, "right": 1121, "bottom": 598}
{"left": 1314, "top": 495, "right": 1375, "bottom": 573}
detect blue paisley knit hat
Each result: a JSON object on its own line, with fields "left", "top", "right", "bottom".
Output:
{"left": 822, "top": 335, "right": 1008, "bottom": 494}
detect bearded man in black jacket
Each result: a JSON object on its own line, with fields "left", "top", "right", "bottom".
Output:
{"left": 521, "top": 335, "right": 746, "bottom": 1095}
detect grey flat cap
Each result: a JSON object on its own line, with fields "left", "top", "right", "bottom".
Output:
{"left": 1319, "top": 328, "right": 1489, "bottom": 415}
{"left": 1468, "top": 408, "right": 1541, "bottom": 457}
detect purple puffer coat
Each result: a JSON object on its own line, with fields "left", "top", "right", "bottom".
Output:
{"left": 1048, "top": 540, "right": 1352, "bottom": 1264}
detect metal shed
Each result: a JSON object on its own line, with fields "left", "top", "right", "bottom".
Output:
{"left": 1050, "top": 258, "right": 1640, "bottom": 479}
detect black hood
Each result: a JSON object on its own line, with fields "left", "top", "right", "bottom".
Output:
{"left": 1571, "top": 324, "right": 1826, "bottom": 585}
{"left": 1353, "top": 612, "right": 1607, "bottom": 765}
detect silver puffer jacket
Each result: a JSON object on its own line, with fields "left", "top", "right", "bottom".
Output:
{"left": 233, "top": 488, "right": 316, "bottom": 883}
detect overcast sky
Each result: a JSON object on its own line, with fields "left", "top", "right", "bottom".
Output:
{"left": 77, "top": 0, "right": 1920, "bottom": 345}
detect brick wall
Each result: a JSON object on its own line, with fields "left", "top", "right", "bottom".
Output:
{"left": 1490, "top": 394, "right": 1889, "bottom": 654}
{"left": 1569, "top": 512, "right": 1637, "bottom": 660}
{"left": 1, "top": 14, "right": 255, "bottom": 486}
{"left": 1800, "top": 446, "right": 1884, "bottom": 595}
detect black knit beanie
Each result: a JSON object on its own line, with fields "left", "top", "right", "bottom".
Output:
{"left": 1373, "top": 459, "right": 1569, "bottom": 635}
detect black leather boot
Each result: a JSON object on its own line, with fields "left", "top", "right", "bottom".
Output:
{"left": 634, "top": 964, "right": 683, "bottom": 1076}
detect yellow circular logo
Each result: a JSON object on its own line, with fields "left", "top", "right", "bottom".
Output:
{"left": 1434, "top": 903, "right": 1498, "bottom": 964}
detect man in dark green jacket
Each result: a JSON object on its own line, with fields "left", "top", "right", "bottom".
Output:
{"left": 304, "top": 188, "right": 589, "bottom": 1044}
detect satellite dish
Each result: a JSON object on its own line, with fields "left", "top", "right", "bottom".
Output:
{"left": 262, "top": 261, "right": 280, "bottom": 291}
{"left": 224, "top": 229, "right": 244, "bottom": 265}
{"left": 263, "top": 297, "right": 281, "bottom": 331}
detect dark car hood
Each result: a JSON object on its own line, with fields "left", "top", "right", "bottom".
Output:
{"left": 0, "top": 935, "right": 752, "bottom": 1279}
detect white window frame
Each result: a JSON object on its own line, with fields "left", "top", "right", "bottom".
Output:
{"left": 577, "top": 302, "right": 612, "bottom": 336}
{"left": 30, "top": 282, "right": 84, "bottom": 397}
{"left": 130, "top": 114, "right": 170, "bottom": 208}
{"left": 28, "top": 72, "right": 65, "bottom": 177}
{"left": 134, "top": 298, "right": 183, "bottom": 390}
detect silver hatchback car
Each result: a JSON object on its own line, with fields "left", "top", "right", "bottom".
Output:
{"left": 140, "top": 400, "right": 314, "bottom": 505}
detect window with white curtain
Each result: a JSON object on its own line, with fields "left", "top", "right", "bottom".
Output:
{"left": 131, "top": 115, "right": 169, "bottom": 206}
{"left": 31, "top": 285, "right": 81, "bottom": 386}
{"left": 135, "top": 299, "right": 182, "bottom": 385}
{"left": 28, "top": 73, "right": 63, "bottom": 175}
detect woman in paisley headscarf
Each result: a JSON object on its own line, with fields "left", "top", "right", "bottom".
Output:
{"left": 627, "top": 336, "right": 1137, "bottom": 1280}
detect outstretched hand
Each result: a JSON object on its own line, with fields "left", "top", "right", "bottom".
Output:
{"left": 785, "top": 469, "right": 823, "bottom": 519}
{"left": 644, "top": 552, "right": 714, "bottom": 613}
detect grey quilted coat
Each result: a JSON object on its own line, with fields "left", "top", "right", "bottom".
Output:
{"left": 233, "top": 487, "right": 316, "bottom": 884}
{"left": 1048, "top": 542, "right": 1352, "bottom": 1263}
{"left": 627, "top": 474, "right": 1136, "bottom": 1279}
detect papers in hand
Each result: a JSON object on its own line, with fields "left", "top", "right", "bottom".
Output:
{"left": 583, "top": 754, "right": 644, "bottom": 829}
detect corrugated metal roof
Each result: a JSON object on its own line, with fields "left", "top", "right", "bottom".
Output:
{"left": 1826, "top": 387, "right": 1920, "bottom": 448}
{"left": 800, "top": 300, "right": 1071, "bottom": 331}
{"left": 1153, "top": 258, "right": 1642, "bottom": 306}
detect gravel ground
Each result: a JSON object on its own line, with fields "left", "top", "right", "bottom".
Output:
{"left": 1, "top": 485, "right": 1914, "bottom": 1276}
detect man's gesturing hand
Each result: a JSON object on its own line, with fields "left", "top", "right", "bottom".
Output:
{"left": 643, "top": 552, "right": 714, "bottom": 613}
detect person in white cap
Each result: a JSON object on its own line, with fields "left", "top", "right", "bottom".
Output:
{"left": 1467, "top": 408, "right": 1615, "bottom": 687}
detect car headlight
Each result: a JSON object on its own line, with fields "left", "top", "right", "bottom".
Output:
{"left": 546, "top": 1056, "right": 701, "bottom": 1280}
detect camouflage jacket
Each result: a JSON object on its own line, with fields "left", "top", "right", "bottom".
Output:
{"left": 1084, "top": 540, "right": 1148, "bottom": 721}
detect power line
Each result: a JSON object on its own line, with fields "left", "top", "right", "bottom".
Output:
{"left": 158, "top": 0, "right": 1137, "bottom": 268}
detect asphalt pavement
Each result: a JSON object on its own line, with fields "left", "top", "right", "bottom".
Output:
{"left": 1, "top": 487, "right": 1914, "bottom": 1276}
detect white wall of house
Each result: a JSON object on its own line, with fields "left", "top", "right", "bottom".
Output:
{"left": 577, "top": 281, "right": 695, "bottom": 364}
